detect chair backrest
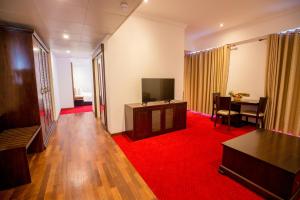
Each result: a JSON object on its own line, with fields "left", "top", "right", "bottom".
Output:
{"left": 258, "top": 97, "right": 268, "bottom": 113}
{"left": 216, "top": 96, "right": 231, "bottom": 111}
{"left": 212, "top": 92, "right": 220, "bottom": 104}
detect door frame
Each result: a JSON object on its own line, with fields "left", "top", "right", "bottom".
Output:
{"left": 70, "top": 62, "right": 76, "bottom": 107}
{"left": 92, "top": 44, "right": 108, "bottom": 130}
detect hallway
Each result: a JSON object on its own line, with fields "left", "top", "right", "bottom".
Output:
{"left": 0, "top": 113, "right": 156, "bottom": 200}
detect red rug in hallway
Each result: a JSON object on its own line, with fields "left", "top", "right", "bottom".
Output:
{"left": 60, "top": 105, "right": 93, "bottom": 115}
{"left": 113, "top": 111, "right": 261, "bottom": 200}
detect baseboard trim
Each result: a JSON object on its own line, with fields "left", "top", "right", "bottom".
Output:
{"left": 109, "top": 131, "right": 124, "bottom": 136}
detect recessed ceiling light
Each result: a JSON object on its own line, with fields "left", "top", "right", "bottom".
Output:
{"left": 63, "top": 33, "right": 69, "bottom": 39}
{"left": 144, "top": 0, "right": 148, "bottom": 3}
{"left": 66, "top": 50, "right": 71, "bottom": 54}
{"left": 219, "top": 23, "right": 224, "bottom": 28}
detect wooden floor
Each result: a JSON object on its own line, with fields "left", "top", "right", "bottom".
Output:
{"left": 0, "top": 112, "right": 156, "bottom": 200}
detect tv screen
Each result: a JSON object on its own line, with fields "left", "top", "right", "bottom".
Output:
{"left": 142, "top": 78, "right": 174, "bottom": 103}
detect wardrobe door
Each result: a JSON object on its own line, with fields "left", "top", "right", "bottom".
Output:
{"left": 43, "top": 52, "right": 54, "bottom": 124}
{"left": 41, "top": 50, "right": 51, "bottom": 134}
{"left": 33, "top": 42, "right": 46, "bottom": 139}
{"left": 39, "top": 48, "right": 50, "bottom": 135}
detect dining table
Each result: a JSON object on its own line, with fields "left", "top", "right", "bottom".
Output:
{"left": 231, "top": 99, "right": 259, "bottom": 106}
{"left": 230, "top": 99, "right": 260, "bottom": 127}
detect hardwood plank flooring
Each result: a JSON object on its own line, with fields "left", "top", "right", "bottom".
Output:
{"left": 0, "top": 112, "right": 156, "bottom": 200}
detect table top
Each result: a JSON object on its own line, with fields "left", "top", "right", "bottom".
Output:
{"left": 0, "top": 126, "right": 40, "bottom": 151}
{"left": 223, "top": 129, "right": 300, "bottom": 174}
{"left": 231, "top": 99, "right": 259, "bottom": 105}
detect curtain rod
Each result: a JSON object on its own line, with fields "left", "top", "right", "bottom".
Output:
{"left": 187, "top": 27, "right": 300, "bottom": 54}
{"left": 186, "top": 46, "right": 222, "bottom": 54}
{"left": 187, "top": 35, "right": 268, "bottom": 54}
{"left": 228, "top": 35, "right": 268, "bottom": 48}
{"left": 229, "top": 28, "right": 300, "bottom": 50}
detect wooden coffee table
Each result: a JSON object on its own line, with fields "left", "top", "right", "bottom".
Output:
{"left": 219, "top": 129, "right": 300, "bottom": 200}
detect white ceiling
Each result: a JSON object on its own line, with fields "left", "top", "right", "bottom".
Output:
{"left": 137, "top": 0, "right": 300, "bottom": 41}
{"left": 0, "top": 0, "right": 142, "bottom": 58}
{"left": 1, "top": 0, "right": 300, "bottom": 57}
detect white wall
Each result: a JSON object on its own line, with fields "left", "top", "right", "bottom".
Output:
{"left": 104, "top": 15, "right": 185, "bottom": 134}
{"left": 185, "top": 8, "right": 300, "bottom": 104}
{"left": 55, "top": 57, "right": 74, "bottom": 108}
{"left": 186, "top": 8, "right": 300, "bottom": 50}
{"left": 71, "top": 58, "right": 93, "bottom": 95}
{"left": 50, "top": 53, "right": 61, "bottom": 120}
{"left": 227, "top": 40, "right": 267, "bottom": 99}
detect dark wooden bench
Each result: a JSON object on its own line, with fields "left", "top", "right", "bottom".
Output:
{"left": 0, "top": 126, "right": 44, "bottom": 189}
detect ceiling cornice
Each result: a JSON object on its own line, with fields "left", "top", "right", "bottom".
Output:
{"left": 132, "top": 12, "right": 187, "bottom": 29}
{"left": 191, "top": 5, "right": 300, "bottom": 42}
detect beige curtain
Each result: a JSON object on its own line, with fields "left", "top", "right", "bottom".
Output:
{"left": 265, "top": 32, "right": 300, "bottom": 136}
{"left": 184, "top": 45, "right": 230, "bottom": 114}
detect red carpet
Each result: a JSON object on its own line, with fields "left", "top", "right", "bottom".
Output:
{"left": 60, "top": 105, "right": 93, "bottom": 115}
{"left": 113, "top": 111, "right": 262, "bottom": 200}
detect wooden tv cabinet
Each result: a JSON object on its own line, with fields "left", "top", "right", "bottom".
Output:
{"left": 125, "top": 100, "right": 187, "bottom": 140}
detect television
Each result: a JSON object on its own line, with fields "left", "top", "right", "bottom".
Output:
{"left": 142, "top": 78, "right": 174, "bottom": 103}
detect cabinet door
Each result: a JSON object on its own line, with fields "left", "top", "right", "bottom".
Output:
{"left": 165, "top": 108, "right": 174, "bottom": 130}
{"left": 134, "top": 109, "right": 151, "bottom": 139}
{"left": 174, "top": 103, "right": 187, "bottom": 129}
{"left": 151, "top": 109, "right": 162, "bottom": 132}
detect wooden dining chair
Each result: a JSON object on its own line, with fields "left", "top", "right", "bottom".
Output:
{"left": 214, "top": 96, "right": 239, "bottom": 129}
{"left": 240, "top": 97, "right": 268, "bottom": 128}
{"left": 211, "top": 92, "right": 220, "bottom": 121}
